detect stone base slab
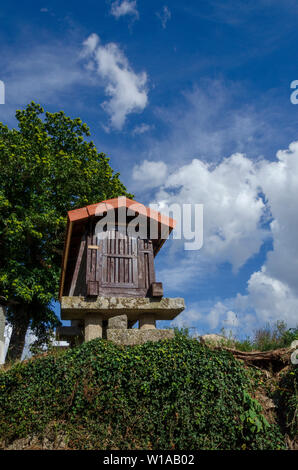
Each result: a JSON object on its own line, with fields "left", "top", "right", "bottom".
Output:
{"left": 108, "top": 314, "right": 128, "bottom": 329}
{"left": 61, "top": 296, "right": 185, "bottom": 322}
{"left": 106, "top": 328, "right": 175, "bottom": 346}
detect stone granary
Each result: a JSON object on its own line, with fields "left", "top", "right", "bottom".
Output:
{"left": 57, "top": 197, "right": 185, "bottom": 345}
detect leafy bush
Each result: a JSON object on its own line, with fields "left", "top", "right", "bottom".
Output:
{"left": 274, "top": 366, "right": 298, "bottom": 440}
{"left": 0, "top": 335, "right": 286, "bottom": 450}
{"left": 252, "top": 322, "right": 298, "bottom": 351}
{"left": 221, "top": 322, "right": 298, "bottom": 352}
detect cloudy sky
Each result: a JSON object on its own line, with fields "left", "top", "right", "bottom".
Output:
{"left": 1, "top": 0, "right": 298, "bottom": 339}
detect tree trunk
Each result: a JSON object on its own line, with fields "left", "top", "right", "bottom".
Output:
{"left": 215, "top": 346, "right": 293, "bottom": 373}
{"left": 0, "top": 303, "right": 6, "bottom": 364}
{"left": 6, "top": 306, "right": 30, "bottom": 362}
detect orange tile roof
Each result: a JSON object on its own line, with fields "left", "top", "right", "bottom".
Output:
{"left": 67, "top": 196, "right": 176, "bottom": 228}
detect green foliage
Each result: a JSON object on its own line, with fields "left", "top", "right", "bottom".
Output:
{"left": 173, "top": 326, "right": 192, "bottom": 339}
{"left": 240, "top": 390, "right": 270, "bottom": 435}
{"left": 0, "top": 335, "right": 286, "bottom": 450}
{"left": 251, "top": 322, "right": 298, "bottom": 351}
{"left": 0, "top": 102, "right": 131, "bottom": 336}
{"left": 221, "top": 322, "right": 298, "bottom": 352}
{"left": 274, "top": 366, "right": 298, "bottom": 439}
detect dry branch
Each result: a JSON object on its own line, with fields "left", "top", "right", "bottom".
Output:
{"left": 216, "top": 346, "right": 293, "bottom": 372}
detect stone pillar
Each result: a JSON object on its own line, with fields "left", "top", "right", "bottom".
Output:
{"left": 108, "top": 314, "right": 127, "bottom": 329}
{"left": 84, "top": 314, "right": 103, "bottom": 342}
{"left": 0, "top": 303, "right": 6, "bottom": 365}
{"left": 139, "top": 314, "right": 156, "bottom": 330}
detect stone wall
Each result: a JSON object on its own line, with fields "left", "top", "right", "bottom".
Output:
{"left": 106, "top": 329, "right": 174, "bottom": 346}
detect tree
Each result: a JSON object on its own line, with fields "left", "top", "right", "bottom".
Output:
{"left": 0, "top": 102, "right": 132, "bottom": 361}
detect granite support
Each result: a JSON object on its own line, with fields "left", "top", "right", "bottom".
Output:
{"left": 61, "top": 296, "right": 185, "bottom": 322}
{"left": 84, "top": 314, "right": 103, "bottom": 341}
{"left": 106, "top": 329, "right": 174, "bottom": 345}
{"left": 139, "top": 314, "right": 156, "bottom": 330}
{"left": 60, "top": 296, "right": 185, "bottom": 346}
{"left": 108, "top": 314, "right": 128, "bottom": 329}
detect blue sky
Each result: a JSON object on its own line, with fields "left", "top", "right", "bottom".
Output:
{"left": 1, "top": 0, "right": 298, "bottom": 339}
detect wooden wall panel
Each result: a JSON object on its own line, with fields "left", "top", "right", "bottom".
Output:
{"left": 68, "top": 224, "right": 158, "bottom": 298}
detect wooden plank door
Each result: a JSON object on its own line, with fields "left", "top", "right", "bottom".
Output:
{"left": 101, "top": 230, "right": 138, "bottom": 288}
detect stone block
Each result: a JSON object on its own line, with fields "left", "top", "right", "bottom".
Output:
{"left": 200, "top": 334, "right": 234, "bottom": 347}
{"left": 106, "top": 329, "right": 174, "bottom": 346}
{"left": 108, "top": 314, "right": 128, "bottom": 329}
{"left": 84, "top": 314, "right": 103, "bottom": 341}
{"left": 61, "top": 296, "right": 185, "bottom": 322}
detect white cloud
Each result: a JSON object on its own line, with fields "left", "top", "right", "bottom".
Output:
{"left": 137, "top": 152, "right": 268, "bottom": 273}
{"left": 172, "top": 303, "right": 203, "bottom": 330}
{"left": 172, "top": 300, "right": 239, "bottom": 334}
{"left": 156, "top": 6, "right": 171, "bottom": 29}
{"left": 146, "top": 140, "right": 298, "bottom": 330}
{"left": 82, "top": 33, "right": 100, "bottom": 56}
{"left": 225, "top": 310, "right": 239, "bottom": 327}
{"left": 110, "top": 0, "right": 139, "bottom": 19}
{"left": 205, "top": 303, "right": 239, "bottom": 330}
{"left": 230, "top": 142, "right": 298, "bottom": 328}
{"left": 0, "top": 32, "right": 148, "bottom": 130}
{"left": 207, "top": 302, "right": 228, "bottom": 329}
{"left": 132, "top": 159, "right": 168, "bottom": 190}
{"left": 235, "top": 268, "right": 298, "bottom": 327}
{"left": 82, "top": 34, "right": 148, "bottom": 130}
{"left": 173, "top": 156, "right": 265, "bottom": 270}
{"left": 132, "top": 123, "right": 152, "bottom": 135}
{"left": 257, "top": 142, "right": 298, "bottom": 294}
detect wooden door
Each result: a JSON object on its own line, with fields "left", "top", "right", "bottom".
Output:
{"left": 101, "top": 230, "right": 138, "bottom": 288}
{"left": 86, "top": 227, "right": 156, "bottom": 297}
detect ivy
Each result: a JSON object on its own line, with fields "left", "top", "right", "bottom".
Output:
{"left": 0, "top": 335, "right": 286, "bottom": 450}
